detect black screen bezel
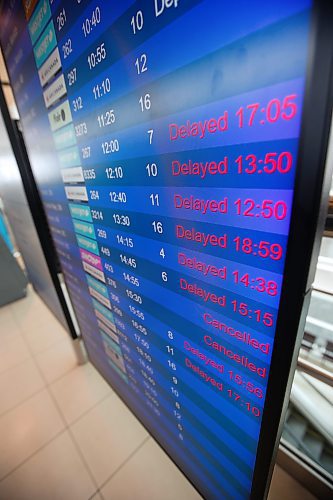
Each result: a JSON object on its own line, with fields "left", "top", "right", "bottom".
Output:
{"left": 251, "top": 1, "right": 333, "bottom": 497}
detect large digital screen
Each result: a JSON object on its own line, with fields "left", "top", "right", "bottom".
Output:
{"left": 0, "top": 1, "right": 314, "bottom": 497}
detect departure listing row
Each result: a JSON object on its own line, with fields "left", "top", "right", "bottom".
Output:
{"left": 0, "top": 0, "right": 313, "bottom": 498}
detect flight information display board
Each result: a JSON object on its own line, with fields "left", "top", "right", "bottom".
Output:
{"left": 0, "top": 1, "right": 317, "bottom": 497}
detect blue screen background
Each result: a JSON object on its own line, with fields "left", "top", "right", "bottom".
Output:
{"left": 0, "top": 1, "right": 312, "bottom": 497}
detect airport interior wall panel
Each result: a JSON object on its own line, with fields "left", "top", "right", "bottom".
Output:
{"left": 0, "top": 234, "right": 27, "bottom": 306}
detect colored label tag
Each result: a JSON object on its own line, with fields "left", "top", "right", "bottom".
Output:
{"left": 65, "top": 185, "right": 88, "bottom": 201}
{"left": 80, "top": 248, "right": 102, "bottom": 269}
{"left": 101, "top": 331, "right": 122, "bottom": 356}
{"left": 89, "top": 287, "right": 111, "bottom": 309}
{"left": 105, "top": 353, "right": 127, "bottom": 380}
{"left": 86, "top": 275, "right": 109, "bottom": 298}
{"left": 49, "top": 99, "right": 72, "bottom": 132}
{"left": 28, "top": 0, "right": 51, "bottom": 45}
{"left": 73, "top": 220, "right": 95, "bottom": 238}
{"left": 43, "top": 73, "right": 67, "bottom": 108}
{"left": 102, "top": 333, "right": 126, "bottom": 373}
{"left": 69, "top": 203, "right": 92, "bottom": 222}
{"left": 33, "top": 20, "right": 57, "bottom": 68}
{"left": 94, "top": 309, "right": 115, "bottom": 330}
{"left": 82, "top": 261, "right": 105, "bottom": 282}
{"left": 53, "top": 124, "right": 76, "bottom": 150}
{"left": 38, "top": 48, "right": 61, "bottom": 87}
{"left": 97, "top": 321, "right": 118, "bottom": 343}
{"left": 61, "top": 166, "right": 84, "bottom": 183}
{"left": 92, "top": 298, "right": 114, "bottom": 323}
{"left": 58, "top": 147, "right": 81, "bottom": 168}
{"left": 76, "top": 235, "right": 99, "bottom": 255}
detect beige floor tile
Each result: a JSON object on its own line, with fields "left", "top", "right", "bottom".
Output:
{"left": 268, "top": 465, "right": 316, "bottom": 500}
{"left": 34, "top": 337, "right": 78, "bottom": 384}
{"left": 101, "top": 438, "right": 202, "bottom": 500}
{"left": 50, "top": 363, "right": 111, "bottom": 424}
{"left": 10, "top": 289, "right": 44, "bottom": 316}
{"left": 0, "top": 389, "right": 65, "bottom": 480}
{"left": 13, "top": 295, "right": 59, "bottom": 332}
{"left": 90, "top": 493, "right": 103, "bottom": 500}
{"left": 0, "top": 311, "right": 21, "bottom": 339}
{"left": 0, "top": 358, "right": 45, "bottom": 416}
{"left": 20, "top": 316, "right": 68, "bottom": 355}
{"left": 0, "top": 333, "right": 31, "bottom": 375}
{"left": 70, "top": 392, "right": 148, "bottom": 486}
{"left": 0, "top": 431, "right": 96, "bottom": 500}
{"left": 0, "top": 302, "right": 14, "bottom": 324}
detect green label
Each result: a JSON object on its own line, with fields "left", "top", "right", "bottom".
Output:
{"left": 33, "top": 20, "right": 56, "bottom": 68}
{"left": 53, "top": 124, "right": 76, "bottom": 150}
{"left": 86, "top": 275, "right": 108, "bottom": 298}
{"left": 92, "top": 298, "right": 114, "bottom": 323}
{"left": 101, "top": 332, "right": 122, "bottom": 357}
{"left": 58, "top": 146, "right": 81, "bottom": 168}
{"left": 76, "top": 235, "right": 99, "bottom": 255}
{"left": 69, "top": 203, "right": 92, "bottom": 222}
{"left": 29, "top": 0, "right": 51, "bottom": 46}
{"left": 73, "top": 220, "right": 96, "bottom": 239}
{"left": 107, "top": 359, "right": 128, "bottom": 382}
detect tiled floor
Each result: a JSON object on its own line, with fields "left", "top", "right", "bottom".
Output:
{"left": 0, "top": 287, "right": 316, "bottom": 499}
